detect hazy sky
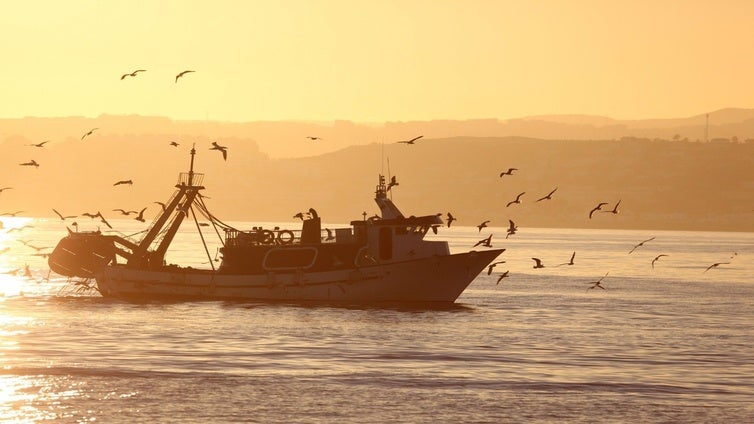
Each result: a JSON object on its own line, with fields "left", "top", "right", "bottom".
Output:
{"left": 3, "top": 0, "right": 753, "bottom": 122}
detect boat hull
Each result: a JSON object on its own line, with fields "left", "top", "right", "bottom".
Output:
{"left": 95, "top": 249, "right": 503, "bottom": 303}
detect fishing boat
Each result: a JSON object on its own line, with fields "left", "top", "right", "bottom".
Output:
{"left": 48, "top": 147, "right": 503, "bottom": 303}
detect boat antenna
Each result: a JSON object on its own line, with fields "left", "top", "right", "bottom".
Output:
{"left": 188, "top": 143, "right": 196, "bottom": 186}
{"left": 381, "top": 139, "right": 385, "bottom": 176}
{"left": 387, "top": 157, "right": 392, "bottom": 200}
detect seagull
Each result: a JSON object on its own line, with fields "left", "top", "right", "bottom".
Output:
{"left": 589, "top": 202, "right": 608, "bottom": 219}
{"left": 81, "top": 128, "right": 98, "bottom": 140}
{"left": 535, "top": 187, "right": 558, "bottom": 202}
{"left": 19, "top": 240, "right": 50, "bottom": 252}
{"left": 112, "top": 208, "right": 137, "bottom": 215}
{"left": 7, "top": 224, "right": 32, "bottom": 232}
{"left": 175, "top": 70, "right": 195, "bottom": 82}
{"left": 473, "top": 234, "right": 493, "bottom": 248}
{"left": 52, "top": 208, "right": 76, "bottom": 221}
{"left": 293, "top": 212, "right": 305, "bottom": 220}
{"left": 386, "top": 176, "right": 399, "bottom": 191}
{"left": 134, "top": 207, "right": 147, "bottom": 223}
{"left": 532, "top": 257, "right": 545, "bottom": 269}
{"left": 308, "top": 208, "right": 319, "bottom": 220}
{"left": 446, "top": 212, "right": 456, "bottom": 227}
{"left": 496, "top": 271, "right": 510, "bottom": 285}
{"left": 499, "top": 168, "right": 517, "bottom": 177}
{"left": 306, "top": 136, "right": 322, "bottom": 141}
{"left": 506, "top": 219, "right": 518, "bottom": 238}
{"left": 113, "top": 180, "right": 133, "bottom": 186}
{"left": 586, "top": 272, "right": 609, "bottom": 291}
{"left": 628, "top": 236, "right": 656, "bottom": 254}
{"left": 28, "top": 140, "right": 50, "bottom": 148}
{"left": 96, "top": 211, "right": 112, "bottom": 229}
{"left": 20, "top": 160, "right": 40, "bottom": 167}
{"left": 169, "top": 141, "right": 180, "bottom": 147}
{"left": 703, "top": 262, "right": 730, "bottom": 273}
{"left": 477, "top": 220, "right": 490, "bottom": 232}
{"left": 81, "top": 212, "right": 99, "bottom": 219}
{"left": 154, "top": 201, "right": 167, "bottom": 211}
{"left": 324, "top": 228, "right": 335, "bottom": 241}
{"left": 210, "top": 141, "right": 228, "bottom": 160}
{"left": 602, "top": 200, "right": 621, "bottom": 215}
{"left": 0, "top": 187, "right": 12, "bottom": 194}
{"left": 397, "top": 135, "right": 423, "bottom": 144}
{"left": 120, "top": 69, "right": 146, "bottom": 80}
{"left": 487, "top": 260, "right": 506, "bottom": 275}
{"left": 506, "top": 192, "right": 525, "bottom": 207}
{"left": 651, "top": 254, "right": 668, "bottom": 269}
{"left": 556, "top": 251, "right": 576, "bottom": 267}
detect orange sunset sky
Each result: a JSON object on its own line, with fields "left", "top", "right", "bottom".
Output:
{"left": 2, "top": 0, "right": 753, "bottom": 123}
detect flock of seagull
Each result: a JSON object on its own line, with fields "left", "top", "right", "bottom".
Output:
{"left": 394, "top": 138, "right": 739, "bottom": 291}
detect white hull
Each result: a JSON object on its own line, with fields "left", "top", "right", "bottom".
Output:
{"left": 96, "top": 249, "right": 503, "bottom": 303}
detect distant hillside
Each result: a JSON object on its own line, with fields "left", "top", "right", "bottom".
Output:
{"left": 2, "top": 108, "right": 753, "bottom": 158}
{"left": 1, "top": 132, "right": 753, "bottom": 232}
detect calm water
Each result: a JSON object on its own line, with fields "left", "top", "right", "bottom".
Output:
{"left": 1, "top": 217, "right": 753, "bottom": 423}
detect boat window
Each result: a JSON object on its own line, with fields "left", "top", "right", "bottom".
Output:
{"left": 263, "top": 248, "right": 318, "bottom": 270}
{"left": 379, "top": 227, "right": 392, "bottom": 260}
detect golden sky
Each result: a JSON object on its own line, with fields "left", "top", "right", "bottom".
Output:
{"left": 2, "top": 0, "right": 753, "bottom": 122}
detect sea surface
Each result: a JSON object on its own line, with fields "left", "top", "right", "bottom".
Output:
{"left": 1, "top": 217, "right": 753, "bottom": 423}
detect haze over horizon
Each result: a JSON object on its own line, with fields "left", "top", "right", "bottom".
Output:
{"left": 3, "top": 1, "right": 754, "bottom": 123}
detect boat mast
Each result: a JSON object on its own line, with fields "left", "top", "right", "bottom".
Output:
{"left": 128, "top": 146, "right": 205, "bottom": 268}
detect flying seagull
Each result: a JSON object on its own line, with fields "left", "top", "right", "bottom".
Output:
{"left": 112, "top": 208, "right": 137, "bottom": 216}
{"left": 154, "top": 201, "right": 167, "bottom": 211}
{"left": 134, "top": 207, "right": 147, "bottom": 223}
{"left": 628, "top": 236, "right": 656, "bottom": 254}
{"left": 444, "top": 212, "right": 456, "bottom": 228}
{"left": 586, "top": 272, "right": 609, "bottom": 291}
{"left": 473, "top": 234, "right": 493, "bottom": 248}
{"left": 531, "top": 257, "right": 545, "bottom": 269}
{"left": 477, "top": 220, "right": 490, "bottom": 232}
{"left": 28, "top": 140, "right": 50, "bottom": 148}
{"left": 651, "top": 254, "right": 668, "bottom": 269}
{"left": 487, "top": 260, "right": 506, "bottom": 275}
{"left": 0, "top": 187, "right": 12, "bottom": 194}
{"left": 169, "top": 141, "right": 180, "bottom": 147}
{"left": 506, "top": 219, "right": 518, "bottom": 238}
{"left": 121, "top": 69, "right": 146, "bottom": 80}
{"left": 602, "top": 200, "right": 621, "bottom": 215}
{"left": 306, "top": 136, "right": 322, "bottom": 141}
{"left": 703, "top": 262, "right": 730, "bottom": 273}
{"left": 536, "top": 187, "right": 558, "bottom": 202}
{"left": 210, "top": 141, "right": 228, "bottom": 160}
{"left": 52, "top": 208, "right": 76, "bottom": 221}
{"left": 499, "top": 168, "right": 517, "bottom": 177}
{"left": 113, "top": 180, "right": 133, "bottom": 186}
{"left": 556, "top": 251, "right": 576, "bottom": 267}
{"left": 589, "top": 202, "right": 608, "bottom": 219}
{"left": 96, "top": 211, "right": 112, "bottom": 229}
{"left": 20, "top": 160, "right": 40, "bottom": 167}
{"left": 81, "top": 128, "right": 98, "bottom": 140}
{"left": 386, "top": 176, "right": 399, "bottom": 191}
{"left": 175, "top": 70, "right": 195, "bottom": 83}
{"left": 397, "top": 135, "right": 423, "bottom": 144}
{"left": 506, "top": 192, "right": 525, "bottom": 207}
{"left": 496, "top": 271, "right": 510, "bottom": 285}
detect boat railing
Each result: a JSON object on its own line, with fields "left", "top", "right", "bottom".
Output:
{"left": 225, "top": 228, "right": 302, "bottom": 247}
{"left": 224, "top": 226, "right": 357, "bottom": 246}
{"left": 178, "top": 172, "right": 204, "bottom": 187}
